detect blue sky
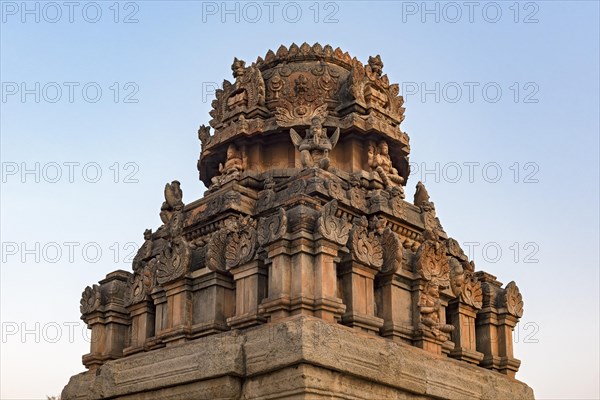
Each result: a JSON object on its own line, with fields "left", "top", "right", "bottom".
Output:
{"left": 1, "top": 1, "right": 599, "bottom": 398}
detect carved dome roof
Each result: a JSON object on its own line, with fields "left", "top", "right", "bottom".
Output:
{"left": 198, "top": 43, "right": 410, "bottom": 187}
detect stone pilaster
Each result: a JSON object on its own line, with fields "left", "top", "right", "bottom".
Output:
{"left": 228, "top": 260, "right": 268, "bottom": 329}
{"left": 258, "top": 208, "right": 293, "bottom": 321}
{"left": 161, "top": 277, "right": 193, "bottom": 345}
{"left": 376, "top": 270, "right": 414, "bottom": 344}
{"left": 313, "top": 200, "right": 351, "bottom": 323}
{"left": 312, "top": 236, "right": 346, "bottom": 322}
{"left": 190, "top": 268, "right": 235, "bottom": 338}
{"left": 338, "top": 216, "right": 384, "bottom": 334}
{"left": 475, "top": 272, "right": 523, "bottom": 376}
{"left": 124, "top": 300, "right": 155, "bottom": 356}
{"left": 80, "top": 270, "right": 131, "bottom": 369}
{"left": 447, "top": 300, "right": 484, "bottom": 364}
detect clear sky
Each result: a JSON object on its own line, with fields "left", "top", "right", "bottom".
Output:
{"left": 1, "top": 1, "right": 598, "bottom": 398}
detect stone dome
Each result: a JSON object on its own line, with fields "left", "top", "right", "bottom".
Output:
{"left": 197, "top": 43, "right": 410, "bottom": 189}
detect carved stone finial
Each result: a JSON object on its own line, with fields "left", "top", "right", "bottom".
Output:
{"left": 414, "top": 181, "right": 430, "bottom": 208}
{"left": 416, "top": 233, "right": 449, "bottom": 285}
{"left": 367, "top": 55, "right": 384, "bottom": 78}
{"left": 414, "top": 181, "right": 446, "bottom": 237}
{"left": 161, "top": 181, "right": 184, "bottom": 226}
{"left": 198, "top": 124, "right": 212, "bottom": 149}
{"left": 232, "top": 57, "right": 246, "bottom": 79}
{"left": 164, "top": 180, "right": 183, "bottom": 210}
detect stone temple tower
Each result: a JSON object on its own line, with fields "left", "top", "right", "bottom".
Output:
{"left": 62, "top": 43, "right": 534, "bottom": 399}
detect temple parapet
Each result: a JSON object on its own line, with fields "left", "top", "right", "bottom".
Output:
{"left": 68, "top": 44, "right": 530, "bottom": 399}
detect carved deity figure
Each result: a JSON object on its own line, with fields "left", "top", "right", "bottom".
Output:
{"left": 290, "top": 115, "right": 340, "bottom": 170}
{"left": 418, "top": 281, "right": 455, "bottom": 338}
{"left": 368, "top": 140, "right": 404, "bottom": 188}
{"left": 211, "top": 144, "right": 244, "bottom": 188}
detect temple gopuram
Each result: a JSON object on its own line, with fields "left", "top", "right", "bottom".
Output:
{"left": 62, "top": 43, "right": 534, "bottom": 399}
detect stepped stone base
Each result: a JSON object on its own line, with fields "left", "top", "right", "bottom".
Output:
{"left": 62, "top": 316, "right": 534, "bottom": 400}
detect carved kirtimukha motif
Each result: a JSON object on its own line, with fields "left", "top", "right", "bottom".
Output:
{"left": 223, "top": 217, "right": 258, "bottom": 270}
{"left": 348, "top": 216, "right": 383, "bottom": 268}
{"left": 326, "top": 179, "right": 346, "bottom": 201}
{"left": 156, "top": 237, "right": 192, "bottom": 285}
{"left": 258, "top": 208, "right": 288, "bottom": 246}
{"left": 290, "top": 115, "right": 340, "bottom": 170}
{"left": 347, "top": 174, "right": 367, "bottom": 210}
{"left": 388, "top": 185, "right": 406, "bottom": 218}
{"left": 316, "top": 200, "right": 351, "bottom": 246}
{"left": 206, "top": 226, "right": 230, "bottom": 272}
{"left": 256, "top": 177, "right": 277, "bottom": 211}
{"left": 128, "top": 258, "right": 157, "bottom": 306}
{"left": 460, "top": 273, "right": 483, "bottom": 309}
